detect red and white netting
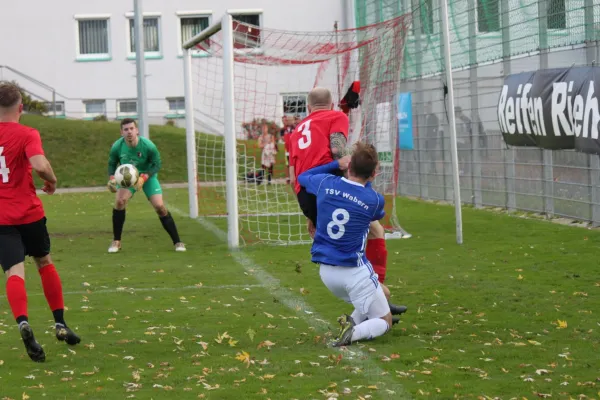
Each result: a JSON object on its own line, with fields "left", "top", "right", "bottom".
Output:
{"left": 189, "top": 14, "right": 411, "bottom": 245}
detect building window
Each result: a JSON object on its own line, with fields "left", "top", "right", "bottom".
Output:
{"left": 548, "top": 0, "right": 566, "bottom": 30}
{"left": 43, "top": 101, "right": 65, "bottom": 117}
{"left": 83, "top": 100, "right": 106, "bottom": 118}
{"left": 282, "top": 93, "right": 308, "bottom": 119}
{"left": 177, "top": 12, "right": 211, "bottom": 55}
{"left": 126, "top": 13, "right": 162, "bottom": 59}
{"left": 74, "top": 15, "right": 111, "bottom": 61}
{"left": 117, "top": 99, "right": 137, "bottom": 118}
{"left": 477, "top": 0, "right": 500, "bottom": 33}
{"left": 231, "top": 12, "right": 262, "bottom": 49}
{"left": 167, "top": 97, "right": 185, "bottom": 116}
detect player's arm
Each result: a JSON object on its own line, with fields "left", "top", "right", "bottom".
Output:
{"left": 24, "top": 129, "right": 56, "bottom": 183}
{"left": 330, "top": 112, "right": 350, "bottom": 160}
{"left": 372, "top": 193, "right": 386, "bottom": 221}
{"left": 330, "top": 132, "right": 349, "bottom": 160}
{"left": 107, "top": 143, "right": 120, "bottom": 193}
{"left": 297, "top": 160, "right": 340, "bottom": 195}
{"left": 29, "top": 155, "right": 56, "bottom": 184}
{"left": 134, "top": 143, "right": 161, "bottom": 191}
{"left": 146, "top": 144, "right": 162, "bottom": 177}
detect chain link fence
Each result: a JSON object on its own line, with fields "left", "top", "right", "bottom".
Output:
{"left": 355, "top": 0, "right": 600, "bottom": 225}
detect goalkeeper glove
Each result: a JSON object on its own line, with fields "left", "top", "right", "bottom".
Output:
{"left": 134, "top": 174, "right": 149, "bottom": 191}
{"left": 107, "top": 176, "right": 117, "bottom": 193}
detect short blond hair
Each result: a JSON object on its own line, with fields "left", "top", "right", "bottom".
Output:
{"left": 307, "top": 87, "right": 332, "bottom": 109}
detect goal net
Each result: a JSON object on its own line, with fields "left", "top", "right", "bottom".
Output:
{"left": 183, "top": 13, "right": 412, "bottom": 247}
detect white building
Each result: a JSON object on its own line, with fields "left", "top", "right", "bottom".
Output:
{"left": 0, "top": 0, "right": 353, "bottom": 126}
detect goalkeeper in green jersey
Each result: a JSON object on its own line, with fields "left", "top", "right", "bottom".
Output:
{"left": 106, "top": 118, "right": 186, "bottom": 253}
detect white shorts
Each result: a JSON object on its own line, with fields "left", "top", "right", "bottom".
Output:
{"left": 319, "top": 264, "right": 390, "bottom": 319}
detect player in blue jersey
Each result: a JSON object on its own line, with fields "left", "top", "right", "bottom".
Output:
{"left": 297, "top": 142, "right": 392, "bottom": 347}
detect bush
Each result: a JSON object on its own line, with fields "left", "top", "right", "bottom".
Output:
{"left": 93, "top": 115, "right": 108, "bottom": 122}
{"left": 165, "top": 119, "right": 176, "bottom": 127}
{"left": 8, "top": 81, "right": 48, "bottom": 114}
{"left": 241, "top": 118, "right": 279, "bottom": 140}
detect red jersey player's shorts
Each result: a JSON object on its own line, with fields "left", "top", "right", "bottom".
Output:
{"left": 289, "top": 110, "right": 349, "bottom": 224}
{"left": 0, "top": 218, "right": 51, "bottom": 272}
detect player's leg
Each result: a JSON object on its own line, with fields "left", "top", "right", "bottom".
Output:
{"left": 330, "top": 268, "right": 392, "bottom": 347}
{"left": 145, "top": 176, "right": 186, "bottom": 252}
{"left": 22, "top": 217, "right": 81, "bottom": 345}
{"left": 348, "top": 285, "right": 393, "bottom": 343}
{"left": 268, "top": 165, "right": 274, "bottom": 184}
{"left": 0, "top": 225, "right": 45, "bottom": 362}
{"left": 109, "top": 188, "right": 133, "bottom": 253}
{"left": 285, "top": 155, "right": 290, "bottom": 184}
{"left": 296, "top": 188, "right": 318, "bottom": 238}
{"left": 366, "top": 220, "right": 408, "bottom": 317}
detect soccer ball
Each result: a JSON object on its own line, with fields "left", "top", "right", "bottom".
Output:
{"left": 115, "top": 164, "right": 139, "bottom": 188}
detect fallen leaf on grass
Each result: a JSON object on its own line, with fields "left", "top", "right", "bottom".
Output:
{"left": 228, "top": 338, "right": 238, "bottom": 347}
{"left": 202, "top": 383, "right": 220, "bottom": 390}
{"left": 246, "top": 329, "right": 255, "bottom": 342}
{"left": 257, "top": 340, "right": 276, "bottom": 350}
{"left": 536, "top": 369, "right": 550, "bottom": 375}
{"left": 235, "top": 351, "right": 251, "bottom": 368}
{"left": 197, "top": 342, "right": 208, "bottom": 351}
{"left": 214, "top": 332, "right": 231, "bottom": 344}
{"left": 556, "top": 320, "right": 568, "bottom": 329}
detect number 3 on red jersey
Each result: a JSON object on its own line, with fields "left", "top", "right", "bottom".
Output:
{"left": 297, "top": 119, "right": 312, "bottom": 149}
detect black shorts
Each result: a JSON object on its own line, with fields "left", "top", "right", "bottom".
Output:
{"left": 297, "top": 187, "right": 318, "bottom": 226}
{"left": 297, "top": 168, "right": 345, "bottom": 225}
{"left": 0, "top": 217, "right": 50, "bottom": 272}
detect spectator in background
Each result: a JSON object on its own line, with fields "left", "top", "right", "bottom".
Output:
{"left": 280, "top": 116, "right": 295, "bottom": 185}
{"left": 261, "top": 134, "right": 277, "bottom": 185}
{"left": 258, "top": 123, "right": 269, "bottom": 149}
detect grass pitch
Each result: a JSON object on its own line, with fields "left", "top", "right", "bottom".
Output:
{"left": 0, "top": 189, "right": 599, "bottom": 399}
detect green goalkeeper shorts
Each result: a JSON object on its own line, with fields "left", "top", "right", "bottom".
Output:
{"left": 119, "top": 174, "right": 163, "bottom": 199}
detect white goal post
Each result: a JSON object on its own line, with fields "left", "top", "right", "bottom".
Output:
{"left": 183, "top": 14, "right": 239, "bottom": 248}
{"left": 182, "top": 12, "right": 412, "bottom": 249}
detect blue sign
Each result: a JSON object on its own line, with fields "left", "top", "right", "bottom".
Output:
{"left": 397, "top": 92, "right": 414, "bottom": 150}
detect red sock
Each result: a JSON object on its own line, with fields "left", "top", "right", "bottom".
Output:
{"left": 38, "top": 264, "right": 64, "bottom": 312}
{"left": 6, "top": 275, "right": 28, "bottom": 322}
{"left": 366, "top": 238, "right": 388, "bottom": 283}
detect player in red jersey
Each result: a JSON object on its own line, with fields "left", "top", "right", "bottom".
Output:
{"left": 289, "top": 87, "right": 406, "bottom": 321}
{"left": 0, "top": 82, "right": 80, "bottom": 363}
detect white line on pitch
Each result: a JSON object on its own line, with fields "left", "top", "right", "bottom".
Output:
{"left": 168, "top": 205, "right": 410, "bottom": 400}
{"left": 0, "top": 284, "right": 264, "bottom": 300}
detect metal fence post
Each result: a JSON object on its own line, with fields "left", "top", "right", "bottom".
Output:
{"left": 538, "top": 0, "right": 554, "bottom": 218}
{"left": 585, "top": 0, "right": 599, "bottom": 225}
{"left": 501, "top": 0, "right": 516, "bottom": 211}
{"left": 467, "top": 0, "right": 482, "bottom": 208}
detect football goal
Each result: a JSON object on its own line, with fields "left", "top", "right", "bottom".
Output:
{"left": 182, "top": 12, "right": 412, "bottom": 248}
